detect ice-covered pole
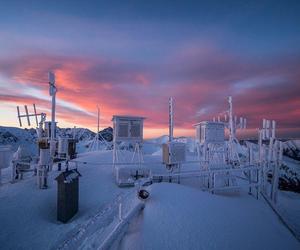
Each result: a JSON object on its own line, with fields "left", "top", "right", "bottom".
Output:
{"left": 272, "top": 120, "right": 276, "bottom": 138}
{"left": 49, "top": 72, "right": 57, "bottom": 140}
{"left": 169, "top": 97, "right": 174, "bottom": 142}
{"left": 228, "top": 96, "right": 234, "bottom": 141}
{"left": 48, "top": 72, "right": 57, "bottom": 161}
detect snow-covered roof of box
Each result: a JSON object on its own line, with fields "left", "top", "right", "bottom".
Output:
{"left": 55, "top": 169, "right": 81, "bottom": 183}
{"left": 112, "top": 115, "right": 146, "bottom": 121}
{"left": 193, "top": 121, "right": 225, "bottom": 127}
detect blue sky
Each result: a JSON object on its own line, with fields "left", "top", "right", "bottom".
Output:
{"left": 0, "top": 0, "right": 300, "bottom": 138}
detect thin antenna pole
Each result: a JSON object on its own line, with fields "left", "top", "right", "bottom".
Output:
{"left": 49, "top": 72, "right": 57, "bottom": 141}
{"left": 228, "top": 96, "right": 234, "bottom": 141}
{"left": 17, "top": 106, "right": 22, "bottom": 127}
{"left": 33, "top": 104, "right": 39, "bottom": 127}
{"left": 169, "top": 97, "right": 174, "bottom": 142}
{"left": 24, "top": 105, "right": 31, "bottom": 126}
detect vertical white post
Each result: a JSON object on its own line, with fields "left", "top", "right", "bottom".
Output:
{"left": 249, "top": 144, "right": 253, "bottom": 165}
{"left": 228, "top": 96, "right": 234, "bottom": 142}
{"left": 266, "top": 120, "right": 270, "bottom": 139}
{"left": 272, "top": 120, "right": 276, "bottom": 138}
{"left": 234, "top": 116, "right": 237, "bottom": 131}
{"left": 49, "top": 72, "right": 56, "bottom": 141}
{"left": 169, "top": 97, "right": 174, "bottom": 142}
{"left": 274, "top": 141, "right": 283, "bottom": 203}
{"left": 258, "top": 130, "right": 262, "bottom": 164}
{"left": 49, "top": 72, "right": 57, "bottom": 159}
{"left": 268, "top": 137, "right": 274, "bottom": 163}
{"left": 262, "top": 119, "right": 266, "bottom": 140}
{"left": 271, "top": 141, "right": 280, "bottom": 203}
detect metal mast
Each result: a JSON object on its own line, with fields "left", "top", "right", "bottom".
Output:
{"left": 169, "top": 97, "right": 174, "bottom": 142}
{"left": 49, "top": 72, "right": 57, "bottom": 141}
{"left": 228, "top": 96, "right": 234, "bottom": 142}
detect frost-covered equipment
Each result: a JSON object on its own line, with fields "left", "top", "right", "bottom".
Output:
{"left": 0, "top": 146, "right": 13, "bottom": 185}
{"left": 112, "top": 115, "right": 146, "bottom": 186}
{"left": 58, "top": 138, "right": 68, "bottom": 158}
{"left": 162, "top": 142, "right": 186, "bottom": 165}
{"left": 193, "top": 97, "right": 259, "bottom": 192}
{"left": 162, "top": 97, "right": 186, "bottom": 171}
{"left": 195, "top": 121, "right": 225, "bottom": 144}
{"left": 211, "top": 96, "right": 247, "bottom": 165}
{"left": 226, "top": 96, "right": 246, "bottom": 165}
{"left": 17, "top": 104, "right": 47, "bottom": 136}
{"left": 112, "top": 115, "right": 144, "bottom": 143}
{"left": 258, "top": 119, "right": 282, "bottom": 204}
{"left": 115, "top": 167, "right": 151, "bottom": 187}
{"left": 11, "top": 146, "right": 37, "bottom": 182}
{"left": 37, "top": 139, "right": 51, "bottom": 189}
{"left": 44, "top": 121, "right": 57, "bottom": 139}
{"left": 194, "top": 121, "right": 226, "bottom": 165}
{"left": 57, "top": 138, "right": 77, "bottom": 160}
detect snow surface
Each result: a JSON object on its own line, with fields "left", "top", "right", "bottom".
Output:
{"left": 0, "top": 145, "right": 300, "bottom": 249}
{"left": 0, "top": 151, "right": 130, "bottom": 250}
{"left": 277, "top": 190, "right": 300, "bottom": 239}
{"left": 119, "top": 183, "right": 299, "bottom": 250}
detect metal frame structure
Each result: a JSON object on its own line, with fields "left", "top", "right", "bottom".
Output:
{"left": 13, "top": 71, "right": 59, "bottom": 189}
{"left": 112, "top": 115, "right": 145, "bottom": 170}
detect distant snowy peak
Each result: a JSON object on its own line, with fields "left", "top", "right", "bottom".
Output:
{"left": 0, "top": 127, "right": 37, "bottom": 144}
{"left": 58, "top": 127, "right": 95, "bottom": 140}
{"left": 145, "top": 135, "right": 169, "bottom": 144}
{"left": 0, "top": 126, "right": 112, "bottom": 155}
{"left": 0, "top": 126, "right": 95, "bottom": 143}
{"left": 283, "top": 140, "right": 300, "bottom": 161}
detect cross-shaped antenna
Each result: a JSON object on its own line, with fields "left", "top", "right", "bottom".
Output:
{"left": 16, "top": 104, "right": 45, "bottom": 127}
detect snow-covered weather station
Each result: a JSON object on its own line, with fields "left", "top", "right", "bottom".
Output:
{"left": 162, "top": 97, "right": 186, "bottom": 170}
{"left": 112, "top": 115, "right": 150, "bottom": 186}
{"left": 0, "top": 89, "right": 299, "bottom": 249}
{"left": 13, "top": 72, "right": 78, "bottom": 189}
{"left": 195, "top": 121, "right": 225, "bottom": 144}
{"left": 1, "top": 2, "right": 300, "bottom": 249}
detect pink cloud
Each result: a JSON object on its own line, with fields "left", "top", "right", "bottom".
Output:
{"left": 0, "top": 49, "right": 299, "bottom": 138}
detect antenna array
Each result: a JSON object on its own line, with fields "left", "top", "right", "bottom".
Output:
{"left": 17, "top": 104, "right": 45, "bottom": 127}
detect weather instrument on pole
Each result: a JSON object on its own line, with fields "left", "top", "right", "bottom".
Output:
{"left": 163, "top": 97, "right": 186, "bottom": 168}
{"left": 17, "top": 104, "right": 46, "bottom": 128}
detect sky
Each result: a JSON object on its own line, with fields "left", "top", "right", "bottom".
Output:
{"left": 0, "top": 0, "right": 300, "bottom": 138}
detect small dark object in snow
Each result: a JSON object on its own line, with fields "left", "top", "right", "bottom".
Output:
{"left": 138, "top": 189, "right": 150, "bottom": 200}
{"left": 55, "top": 169, "right": 81, "bottom": 223}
